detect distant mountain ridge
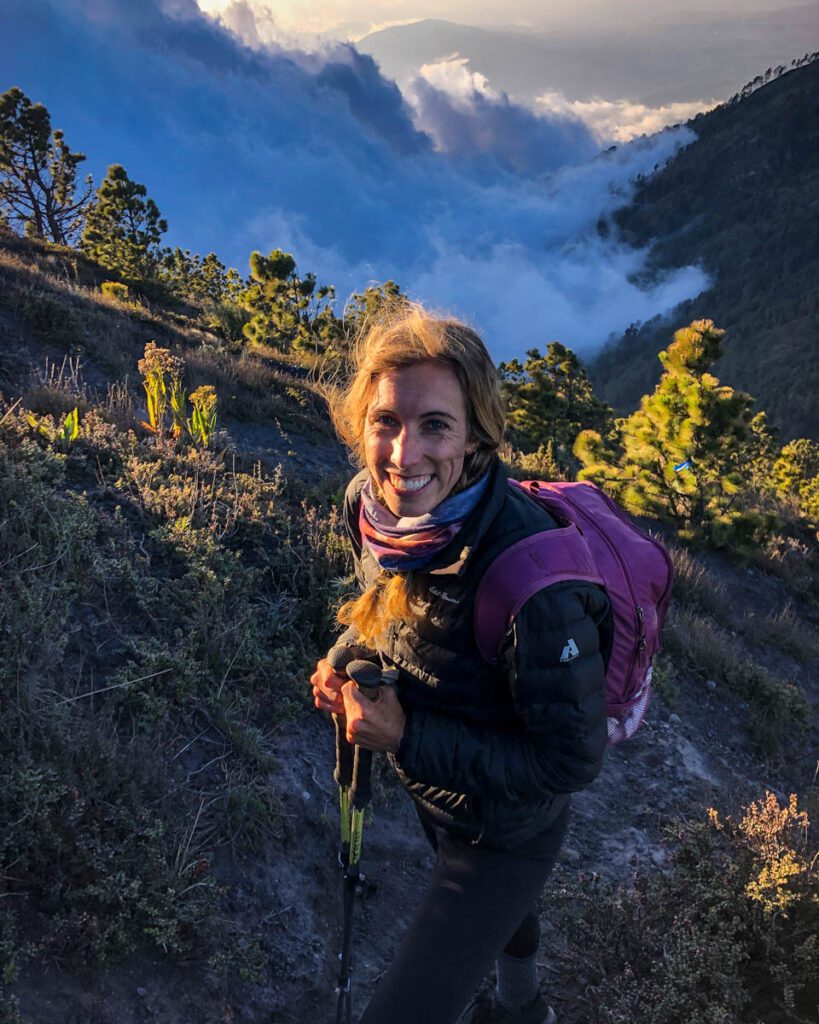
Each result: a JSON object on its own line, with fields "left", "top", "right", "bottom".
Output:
{"left": 590, "top": 56, "right": 819, "bottom": 441}
{"left": 357, "top": 6, "right": 819, "bottom": 106}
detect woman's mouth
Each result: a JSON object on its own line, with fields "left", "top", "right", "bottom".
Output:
{"left": 387, "top": 474, "right": 432, "bottom": 494}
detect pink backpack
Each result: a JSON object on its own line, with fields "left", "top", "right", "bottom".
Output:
{"left": 475, "top": 480, "right": 675, "bottom": 744}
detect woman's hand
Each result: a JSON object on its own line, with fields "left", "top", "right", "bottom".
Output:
{"left": 310, "top": 658, "right": 346, "bottom": 715}
{"left": 341, "top": 681, "right": 405, "bottom": 754}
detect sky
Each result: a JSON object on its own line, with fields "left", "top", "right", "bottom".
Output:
{"left": 196, "top": 0, "right": 806, "bottom": 39}
{"left": 5, "top": 0, "right": 795, "bottom": 362}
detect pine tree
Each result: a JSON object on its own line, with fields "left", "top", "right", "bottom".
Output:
{"left": 0, "top": 86, "right": 93, "bottom": 245}
{"left": 499, "top": 343, "right": 612, "bottom": 474}
{"left": 344, "top": 281, "right": 403, "bottom": 331}
{"left": 82, "top": 164, "right": 167, "bottom": 281}
{"left": 575, "top": 320, "right": 776, "bottom": 546}
{"left": 240, "top": 249, "right": 341, "bottom": 355}
{"left": 771, "top": 439, "right": 819, "bottom": 528}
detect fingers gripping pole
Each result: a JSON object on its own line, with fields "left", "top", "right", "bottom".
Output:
{"left": 326, "top": 647, "right": 390, "bottom": 1024}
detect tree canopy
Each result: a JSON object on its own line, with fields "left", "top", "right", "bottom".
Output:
{"left": 82, "top": 164, "right": 167, "bottom": 281}
{"left": 499, "top": 342, "right": 612, "bottom": 474}
{"left": 576, "top": 320, "right": 778, "bottom": 547}
{"left": 241, "top": 249, "right": 341, "bottom": 355}
{"left": 0, "top": 86, "right": 93, "bottom": 245}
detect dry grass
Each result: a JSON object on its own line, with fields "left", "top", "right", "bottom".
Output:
{"left": 666, "top": 542, "right": 733, "bottom": 623}
{"left": 741, "top": 602, "right": 819, "bottom": 662}
{"left": 663, "top": 605, "right": 809, "bottom": 754}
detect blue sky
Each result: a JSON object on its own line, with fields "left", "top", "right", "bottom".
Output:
{"left": 1, "top": 0, "right": 753, "bottom": 360}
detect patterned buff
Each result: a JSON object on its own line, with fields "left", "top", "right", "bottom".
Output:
{"left": 359, "top": 471, "right": 491, "bottom": 572}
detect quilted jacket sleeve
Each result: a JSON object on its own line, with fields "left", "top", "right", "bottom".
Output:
{"left": 393, "top": 579, "right": 611, "bottom": 800}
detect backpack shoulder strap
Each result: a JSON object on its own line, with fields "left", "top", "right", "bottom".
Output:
{"left": 474, "top": 524, "right": 604, "bottom": 665}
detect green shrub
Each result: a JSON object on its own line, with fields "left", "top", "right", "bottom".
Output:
{"left": 548, "top": 793, "right": 819, "bottom": 1024}
{"left": 100, "top": 280, "right": 130, "bottom": 301}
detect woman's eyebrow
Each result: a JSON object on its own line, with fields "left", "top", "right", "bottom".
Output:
{"left": 421, "top": 410, "right": 456, "bottom": 420}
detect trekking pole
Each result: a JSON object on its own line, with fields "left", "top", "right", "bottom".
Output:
{"left": 327, "top": 646, "right": 356, "bottom": 873}
{"left": 325, "top": 646, "right": 397, "bottom": 1024}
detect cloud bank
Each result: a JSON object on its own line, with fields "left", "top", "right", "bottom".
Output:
{"left": 535, "top": 90, "right": 719, "bottom": 144}
{"left": 2, "top": 0, "right": 708, "bottom": 361}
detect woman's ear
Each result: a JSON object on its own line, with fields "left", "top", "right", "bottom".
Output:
{"left": 465, "top": 437, "right": 479, "bottom": 455}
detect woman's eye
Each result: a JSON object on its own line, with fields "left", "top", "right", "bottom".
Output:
{"left": 424, "top": 419, "right": 449, "bottom": 432}
{"left": 375, "top": 415, "right": 398, "bottom": 428}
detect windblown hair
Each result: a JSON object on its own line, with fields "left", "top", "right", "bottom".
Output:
{"left": 329, "top": 301, "right": 505, "bottom": 645}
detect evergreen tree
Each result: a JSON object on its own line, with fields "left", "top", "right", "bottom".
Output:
{"left": 575, "top": 320, "right": 776, "bottom": 546}
{"left": 240, "top": 249, "right": 341, "bottom": 355}
{"left": 82, "top": 164, "right": 167, "bottom": 281}
{"left": 0, "top": 86, "right": 93, "bottom": 245}
{"left": 344, "top": 281, "right": 403, "bottom": 332}
{"left": 771, "top": 438, "right": 819, "bottom": 528}
{"left": 499, "top": 342, "right": 612, "bottom": 473}
{"left": 159, "top": 247, "right": 241, "bottom": 305}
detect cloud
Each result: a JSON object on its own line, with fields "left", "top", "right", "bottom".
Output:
{"left": 536, "top": 90, "right": 719, "bottom": 144}
{"left": 3, "top": 0, "right": 708, "bottom": 368}
{"left": 407, "top": 56, "right": 599, "bottom": 177}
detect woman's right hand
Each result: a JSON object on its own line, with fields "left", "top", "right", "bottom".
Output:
{"left": 310, "top": 658, "right": 346, "bottom": 715}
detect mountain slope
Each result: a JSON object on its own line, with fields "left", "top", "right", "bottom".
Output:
{"left": 591, "top": 57, "right": 819, "bottom": 440}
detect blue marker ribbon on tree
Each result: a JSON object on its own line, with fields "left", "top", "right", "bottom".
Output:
{"left": 673, "top": 459, "right": 693, "bottom": 472}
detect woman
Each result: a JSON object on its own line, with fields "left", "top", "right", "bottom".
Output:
{"left": 311, "top": 304, "right": 612, "bottom": 1024}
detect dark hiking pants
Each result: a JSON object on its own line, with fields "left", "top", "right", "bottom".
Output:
{"left": 358, "top": 800, "right": 570, "bottom": 1024}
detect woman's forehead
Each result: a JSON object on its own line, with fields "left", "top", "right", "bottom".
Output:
{"left": 368, "top": 362, "right": 465, "bottom": 413}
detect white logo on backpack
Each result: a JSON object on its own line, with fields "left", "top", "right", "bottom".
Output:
{"left": 560, "top": 638, "right": 580, "bottom": 663}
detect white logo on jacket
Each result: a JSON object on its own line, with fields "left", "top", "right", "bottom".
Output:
{"left": 560, "top": 638, "right": 580, "bottom": 663}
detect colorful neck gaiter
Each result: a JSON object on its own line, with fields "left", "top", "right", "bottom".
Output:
{"left": 359, "top": 471, "right": 491, "bottom": 572}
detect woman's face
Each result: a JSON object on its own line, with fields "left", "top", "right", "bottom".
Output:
{"left": 364, "top": 361, "right": 477, "bottom": 517}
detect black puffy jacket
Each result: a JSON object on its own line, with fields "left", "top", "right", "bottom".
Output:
{"left": 341, "top": 459, "right": 612, "bottom": 849}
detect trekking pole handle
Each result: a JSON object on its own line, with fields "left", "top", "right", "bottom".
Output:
{"left": 345, "top": 659, "right": 399, "bottom": 700}
{"left": 326, "top": 645, "right": 357, "bottom": 788}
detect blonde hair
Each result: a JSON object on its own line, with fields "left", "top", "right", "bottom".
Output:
{"left": 329, "top": 300, "right": 505, "bottom": 645}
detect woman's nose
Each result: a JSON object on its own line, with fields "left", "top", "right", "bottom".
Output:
{"left": 391, "top": 427, "right": 420, "bottom": 467}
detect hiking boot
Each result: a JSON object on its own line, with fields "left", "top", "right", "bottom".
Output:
{"left": 460, "top": 989, "right": 557, "bottom": 1024}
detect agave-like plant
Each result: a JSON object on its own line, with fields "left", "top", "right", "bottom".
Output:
{"left": 138, "top": 342, "right": 186, "bottom": 438}
{"left": 169, "top": 377, "right": 187, "bottom": 440}
{"left": 57, "top": 406, "right": 80, "bottom": 446}
{"left": 26, "top": 406, "right": 80, "bottom": 447}
{"left": 187, "top": 385, "right": 218, "bottom": 448}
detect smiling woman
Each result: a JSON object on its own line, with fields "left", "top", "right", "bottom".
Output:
{"left": 311, "top": 302, "right": 612, "bottom": 1024}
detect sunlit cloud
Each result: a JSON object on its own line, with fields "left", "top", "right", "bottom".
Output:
{"left": 536, "top": 90, "right": 719, "bottom": 143}
{"left": 405, "top": 56, "right": 599, "bottom": 176}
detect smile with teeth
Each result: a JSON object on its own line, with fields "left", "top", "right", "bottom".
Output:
{"left": 388, "top": 474, "right": 432, "bottom": 493}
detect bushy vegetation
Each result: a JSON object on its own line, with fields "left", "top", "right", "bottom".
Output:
{"left": 576, "top": 320, "right": 818, "bottom": 557}
{"left": 499, "top": 343, "right": 612, "bottom": 475}
{"left": 548, "top": 792, "right": 819, "bottom": 1024}
{"left": 0, "top": 359, "right": 349, "bottom": 992}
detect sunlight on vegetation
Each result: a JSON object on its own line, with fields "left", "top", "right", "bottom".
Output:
{"left": 548, "top": 793, "right": 818, "bottom": 1024}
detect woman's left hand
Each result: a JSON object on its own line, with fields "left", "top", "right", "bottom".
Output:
{"left": 341, "top": 681, "right": 406, "bottom": 753}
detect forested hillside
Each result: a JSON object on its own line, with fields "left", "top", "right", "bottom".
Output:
{"left": 592, "top": 55, "right": 819, "bottom": 440}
